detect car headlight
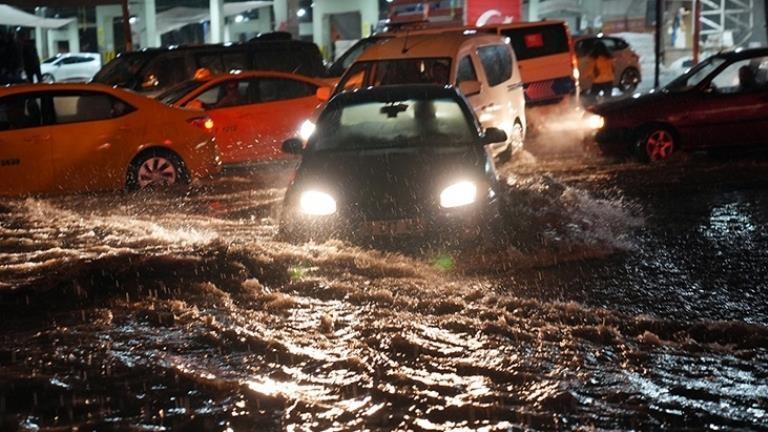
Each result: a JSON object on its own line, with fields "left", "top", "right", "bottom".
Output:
{"left": 298, "top": 119, "right": 316, "bottom": 141}
{"left": 299, "top": 190, "right": 336, "bottom": 216}
{"left": 440, "top": 181, "right": 477, "bottom": 208}
{"left": 585, "top": 114, "right": 605, "bottom": 130}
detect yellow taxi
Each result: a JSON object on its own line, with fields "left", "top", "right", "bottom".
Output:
{"left": 157, "top": 71, "right": 328, "bottom": 165}
{"left": 0, "top": 83, "right": 221, "bottom": 196}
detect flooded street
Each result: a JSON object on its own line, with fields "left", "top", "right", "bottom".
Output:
{"left": 1, "top": 155, "right": 767, "bottom": 430}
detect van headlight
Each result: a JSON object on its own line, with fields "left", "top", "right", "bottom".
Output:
{"left": 440, "top": 181, "right": 477, "bottom": 208}
{"left": 299, "top": 190, "right": 336, "bottom": 216}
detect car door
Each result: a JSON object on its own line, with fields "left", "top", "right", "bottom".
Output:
{"left": 245, "top": 77, "right": 320, "bottom": 161}
{"left": 182, "top": 78, "right": 252, "bottom": 164}
{"left": 48, "top": 90, "right": 133, "bottom": 192}
{"left": 0, "top": 93, "right": 54, "bottom": 195}
{"left": 692, "top": 56, "right": 768, "bottom": 148}
{"left": 474, "top": 45, "right": 514, "bottom": 134}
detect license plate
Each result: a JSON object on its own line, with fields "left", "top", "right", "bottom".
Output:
{"left": 365, "top": 218, "right": 422, "bottom": 236}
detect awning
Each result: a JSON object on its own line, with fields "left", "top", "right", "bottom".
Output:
{"left": 0, "top": 4, "right": 74, "bottom": 28}
{"left": 156, "top": 1, "right": 273, "bottom": 35}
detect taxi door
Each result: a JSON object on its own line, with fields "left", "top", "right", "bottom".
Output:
{"left": 244, "top": 77, "right": 320, "bottom": 161}
{"left": 186, "top": 79, "right": 253, "bottom": 164}
{"left": 48, "top": 91, "right": 130, "bottom": 192}
{"left": 0, "top": 94, "right": 54, "bottom": 195}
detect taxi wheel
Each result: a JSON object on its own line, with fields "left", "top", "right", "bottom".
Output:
{"left": 636, "top": 126, "right": 676, "bottom": 162}
{"left": 127, "top": 151, "right": 189, "bottom": 191}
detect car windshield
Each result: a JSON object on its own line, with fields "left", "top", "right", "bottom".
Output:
{"left": 310, "top": 97, "right": 475, "bottom": 152}
{"left": 92, "top": 53, "right": 150, "bottom": 87}
{"left": 328, "top": 37, "right": 383, "bottom": 77}
{"left": 337, "top": 58, "right": 451, "bottom": 93}
{"left": 42, "top": 57, "right": 59, "bottom": 64}
{"left": 665, "top": 56, "right": 726, "bottom": 91}
{"left": 157, "top": 80, "right": 207, "bottom": 105}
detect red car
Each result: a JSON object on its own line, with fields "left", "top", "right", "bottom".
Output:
{"left": 590, "top": 48, "right": 768, "bottom": 161}
{"left": 158, "top": 71, "right": 328, "bottom": 165}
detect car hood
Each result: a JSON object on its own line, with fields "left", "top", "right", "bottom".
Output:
{"left": 288, "top": 147, "right": 488, "bottom": 220}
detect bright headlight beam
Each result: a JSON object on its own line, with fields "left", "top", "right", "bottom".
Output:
{"left": 299, "top": 190, "right": 336, "bottom": 215}
{"left": 298, "top": 119, "right": 316, "bottom": 141}
{"left": 440, "top": 181, "right": 477, "bottom": 208}
{"left": 585, "top": 114, "right": 605, "bottom": 130}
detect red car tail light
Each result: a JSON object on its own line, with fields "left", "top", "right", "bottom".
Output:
{"left": 188, "top": 116, "right": 215, "bottom": 134}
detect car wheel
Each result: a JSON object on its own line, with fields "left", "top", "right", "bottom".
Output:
{"left": 41, "top": 73, "right": 55, "bottom": 83}
{"left": 127, "top": 151, "right": 189, "bottom": 191}
{"left": 637, "top": 126, "right": 676, "bottom": 162}
{"left": 619, "top": 68, "right": 640, "bottom": 92}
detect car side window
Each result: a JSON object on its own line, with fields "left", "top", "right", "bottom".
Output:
{"left": 194, "top": 80, "right": 249, "bottom": 109}
{"left": 257, "top": 78, "right": 317, "bottom": 103}
{"left": 52, "top": 92, "right": 134, "bottom": 124}
{"left": 141, "top": 55, "right": 191, "bottom": 90}
{"left": 477, "top": 45, "right": 512, "bottom": 87}
{"left": 602, "top": 38, "right": 617, "bottom": 51}
{"left": 337, "top": 62, "right": 369, "bottom": 93}
{"left": 456, "top": 55, "right": 478, "bottom": 85}
{"left": 0, "top": 95, "right": 44, "bottom": 131}
{"left": 710, "top": 57, "right": 768, "bottom": 94}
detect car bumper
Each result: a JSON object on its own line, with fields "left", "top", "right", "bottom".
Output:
{"left": 594, "top": 127, "right": 633, "bottom": 155}
{"left": 281, "top": 198, "right": 499, "bottom": 245}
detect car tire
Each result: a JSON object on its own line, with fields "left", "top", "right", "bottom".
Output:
{"left": 41, "top": 73, "right": 55, "bottom": 83}
{"left": 126, "top": 150, "right": 189, "bottom": 191}
{"left": 619, "top": 68, "right": 641, "bottom": 93}
{"left": 636, "top": 126, "right": 676, "bottom": 162}
{"left": 499, "top": 121, "right": 524, "bottom": 163}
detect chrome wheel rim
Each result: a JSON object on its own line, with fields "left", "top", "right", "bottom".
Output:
{"left": 646, "top": 130, "right": 674, "bottom": 161}
{"left": 137, "top": 157, "right": 177, "bottom": 189}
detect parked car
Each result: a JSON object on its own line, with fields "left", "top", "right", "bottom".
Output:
{"left": 279, "top": 85, "right": 507, "bottom": 243}
{"left": 92, "top": 38, "right": 326, "bottom": 96}
{"left": 0, "top": 83, "right": 220, "bottom": 196}
{"left": 574, "top": 35, "right": 641, "bottom": 93}
{"left": 589, "top": 48, "right": 768, "bottom": 161}
{"left": 157, "top": 71, "right": 328, "bottom": 165}
{"left": 334, "top": 32, "right": 526, "bottom": 159}
{"left": 40, "top": 52, "right": 102, "bottom": 83}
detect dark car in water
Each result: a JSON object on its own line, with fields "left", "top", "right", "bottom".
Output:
{"left": 590, "top": 48, "right": 768, "bottom": 161}
{"left": 92, "top": 37, "right": 326, "bottom": 96}
{"left": 279, "top": 85, "right": 508, "bottom": 243}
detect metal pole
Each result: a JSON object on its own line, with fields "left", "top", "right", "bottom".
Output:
{"left": 654, "top": 0, "right": 663, "bottom": 88}
{"left": 692, "top": 0, "right": 701, "bottom": 64}
{"left": 121, "top": 0, "right": 132, "bottom": 52}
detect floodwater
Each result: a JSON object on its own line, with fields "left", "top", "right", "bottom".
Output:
{"left": 1, "top": 155, "right": 767, "bottom": 431}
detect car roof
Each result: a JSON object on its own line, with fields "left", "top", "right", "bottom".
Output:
{"left": 115, "top": 38, "right": 316, "bottom": 58}
{"left": 715, "top": 47, "right": 768, "bottom": 59}
{"left": 356, "top": 32, "right": 506, "bottom": 61}
{"left": 196, "top": 70, "right": 328, "bottom": 86}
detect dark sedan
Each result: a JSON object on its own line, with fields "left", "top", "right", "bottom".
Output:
{"left": 279, "top": 85, "right": 508, "bottom": 243}
{"left": 590, "top": 48, "right": 768, "bottom": 161}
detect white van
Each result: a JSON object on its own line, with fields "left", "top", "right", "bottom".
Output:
{"left": 333, "top": 32, "right": 526, "bottom": 158}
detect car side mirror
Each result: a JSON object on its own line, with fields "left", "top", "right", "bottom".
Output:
{"left": 282, "top": 137, "right": 304, "bottom": 154}
{"left": 458, "top": 80, "right": 482, "bottom": 97}
{"left": 316, "top": 86, "right": 332, "bottom": 102}
{"left": 482, "top": 127, "right": 507, "bottom": 145}
{"left": 185, "top": 99, "right": 205, "bottom": 111}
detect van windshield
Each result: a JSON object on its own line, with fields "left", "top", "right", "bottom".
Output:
{"left": 337, "top": 58, "right": 451, "bottom": 93}
{"left": 311, "top": 97, "right": 474, "bottom": 151}
{"left": 92, "top": 53, "right": 151, "bottom": 87}
{"left": 501, "top": 24, "right": 569, "bottom": 60}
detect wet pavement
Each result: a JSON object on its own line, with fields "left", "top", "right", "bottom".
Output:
{"left": 1, "top": 153, "right": 767, "bottom": 430}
